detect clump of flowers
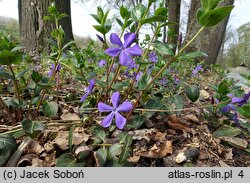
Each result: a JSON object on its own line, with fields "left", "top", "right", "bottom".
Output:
{"left": 98, "top": 60, "right": 107, "bottom": 67}
{"left": 98, "top": 92, "right": 133, "bottom": 129}
{"left": 80, "top": 79, "right": 95, "bottom": 102}
{"left": 105, "top": 33, "right": 143, "bottom": 66}
{"left": 148, "top": 51, "right": 158, "bottom": 63}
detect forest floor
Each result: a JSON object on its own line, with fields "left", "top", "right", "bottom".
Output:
{"left": 1, "top": 68, "right": 250, "bottom": 167}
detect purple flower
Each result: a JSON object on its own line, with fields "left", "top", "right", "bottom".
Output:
{"left": 173, "top": 75, "right": 179, "bottom": 85}
{"left": 80, "top": 79, "right": 95, "bottom": 102}
{"left": 148, "top": 52, "right": 158, "bottom": 63}
{"left": 98, "top": 92, "right": 133, "bottom": 129}
{"left": 127, "top": 60, "right": 138, "bottom": 70}
{"left": 96, "top": 34, "right": 104, "bottom": 44}
{"left": 48, "top": 64, "right": 61, "bottom": 76}
{"left": 98, "top": 60, "right": 107, "bottom": 67}
{"left": 192, "top": 65, "right": 202, "bottom": 77}
{"left": 111, "top": 63, "right": 118, "bottom": 72}
{"left": 136, "top": 71, "right": 143, "bottom": 81}
{"left": 222, "top": 103, "right": 236, "bottom": 112}
{"left": 231, "top": 91, "right": 250, "bottom": 107}
{"left": 160, "top": 78, "right": 167, "bottom": 86}
{"left": 105, "top": 33, "right": 143, "bottom": 66}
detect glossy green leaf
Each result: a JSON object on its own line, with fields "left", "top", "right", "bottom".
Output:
{"left": 213, "top": 125, "right": 242, "bottom": 137}
{"left": 178, "top": 51, "right": 208, "bottom": 60}
{"left": 218, "top": 80, "right": 230, "bottom": 95}
{"left": 56, "top": 153, "right": 84, "bottom": 167}
{"left": 137, "top": 73, "right": 151, "bottom": 90}
{"left": 93, "top": 25, "right": 108, "bottom": 35}
{"left": 108, "top": 143, "right": 123, "bottom": 159}
{"left": 21, "top": 119, "right": 45, "bottom": 138}
{"left": 185, "top": 85, "right": 200, "bottom": 102}
{"left": 42, "top": 101, "right": 58, "bottom": 117}
{"left": 96, "top": 148, "right": 107, "bottom": 167}
{"left": 0, "top": 134, "right": 17, "bottom": 166}
{"left": 170, "top": 95, "right": 184, "bottom": 114}
{"left": 119, "top": 132, "right": 132, "bottom": 146}
{"left": 120, "top": 6, "right": 130, "bottom": 20}
{"left": 91, "top": 126, "right": 106, "bottom": 142}
{"left": 131, "top": 4, "right": 147, "bottom": 21}
{"left": 90, "top": 14, "right": 101, "bottom": 24}
{"left": 31, "top": 70, "right": 42, "bottom": 83}
{"left": 0, "top": 50, "right": 16, "bottom": 65}
{"left": 126, "top": 115, "right": 145, "bottom": 130}
{"left": 140, "top": 15, "right": 167, "bottom": 25}
{"left": 0, "top": 71, "right": 13, "bottom": 79}
{"left": 199, "top": 6, "right": 234, "bottom": 27}
{"left": 152, "top": 41, "right": 174, "bottom": 56}
{"left": 154, "top": 7, "right": 168, "bottom": 16}
{"left": 237, "top": 106, "right": 250, "bottom": 118}
{"left": 118, "top": 146, "right": 132, "bottom": 164}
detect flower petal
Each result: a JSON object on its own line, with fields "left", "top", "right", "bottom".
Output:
{"left": 111, "top": 92, "right": 120, "bottom": 108}
{"left": 101, "top": 112, "right": 115, "bottom": 128}
{"left": 105, "top": 48, "right": 121, "bottom": 57}
{"left": 126, "top": 44, "right": 143, "bottom": 56}
{"left": 123, "top": 33, "right": 136, "bottom": 48}
{"left": 86, "top": 79, "right": 95, "bottom": 93}
{"left": 80, "top": 93, "right": 89, "bottom": 102}
{"left": 119, "top": 51, "right": 132, "bottom": 66}
{"left": 115, "top": 112, "right": 126, "bottom": 129}
{"left": 98, "top": 102, "right": 113, "bottom": 112}
{"left": 110, "top": 33, "right": 123, "bottom": 47}
{"left": 117, "top": 101, "right": 133, "bottom": 112}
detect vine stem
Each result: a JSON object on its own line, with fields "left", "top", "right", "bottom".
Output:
{"left": 0, "top": 97, "right": 16, "bottom": 123}
{"left": 126, "top": 26, "right": 206, "bottom": 120}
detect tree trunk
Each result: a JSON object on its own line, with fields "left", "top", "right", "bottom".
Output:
{"left": 19, "top": 0, "right": 53, "bottom": 56}
{"left": 184, "top": 0, "right": 234, "bottom": 66}
{"left": 18, "top": 0, "right": 73, "bottom": 56}
{"left": 55, "top": 0, "right": 74, "bottom": 44}
{"left": 166, "top": 0, "right": 181, "bottom": 54}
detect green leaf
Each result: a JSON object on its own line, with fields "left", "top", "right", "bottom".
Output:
{"left": 58, "top": 13, "right": 68, "bottom": 20}
{"left": 178, "top": 51, "right": 208, "bottom": 60}
{"left": 137, "top": 73, "right": 151, "bottom": 90}
{"left": 126, "top": 115, "right": 145, "bottom": 130}
{"left": 213, "top": 125, "right": 242, "bottom": 137}
{"left": 198, "top": 6, "right": 234, "bottom": 27}
{"left": 97, "top": 7, "right": 104, "bottom": 21}
{"left": 108, "top": 143, "right": 123, "bottom": 159}
{"left": 101, "top": 10, "right": 110, "bottom": 25}
{"left": 116, "top": 18, "right": 124, "bottom": 27}
{"left": 201, "top": 0, "right": 223, "bottom": 11}
{"left": 90, "top": 14, "right": 101, "bottom": 24}
{"left": 154, "top": 7, "right": 168, "bottom": 16}
{"left": 0, "top": 50, "right": 16, "bottom": 65}
{"left": 120, "top": 6, "right": 130, "bottom": 19}
{"left": 42, "top": 101, "right": 58, "bottom": 117}
{"left": 0, "top": 71, "right": 14, "bottom": 79}
{"left": 96, "top": 148, "right": 107, "bottom": 167}
{"left": 170, "top": 95, "right": 184, "bottom": 114}
{"left": 119, "top": 132, "right": 132, "bottom": 146}
{"left": 31, "top": 70, "right": 42, "bottom": 83}
{"left": 93, "top": 25, "right": 108, "bottom": 35}
{"left": 91, "top": 126, "right": 106, "bottom": 142}
{"left": 185, "top": 85, "right": 200, "bottom": 102}
{"left": 56, "top": 153, "right": 84, "bottom": 167}
{"left": 69, "top": 124, "right": 76, "bottom": 154}
{"left": 21, "top": 119, "right": 45, "bottom": 139}
{"left": 118, "top": 146, "right": 132, "bottom": 164}
{"left": 237, "top": 106, "right": 250, "bottom": 118}
{"left": 152, "top": 41, "right": 174, "bottom": 56}
{"left": 0, "top": 134, "right": 17, "bottom": 166}
{"left": 131, "top": 4, "right": 147, "bottom": 21}
{"left": 218, "top": 80, "right": 230, "bottom": 95}
{"left": 140, "top": 15, "right": 167, "bottom": 25}
{"left": 17, "top": 68, "right": 30, "bottom": 79}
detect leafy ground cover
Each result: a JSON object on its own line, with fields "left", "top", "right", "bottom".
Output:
{"left": 0, "top": 1, "right": 250, "bottom": 167}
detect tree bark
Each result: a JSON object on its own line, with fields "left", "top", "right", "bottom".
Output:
{"left": 18, "top": 0, "right": 74, "bottom": 56}
{"left": 166, "top": 0, "right": 181, "bottom": 54}
{"left": 55, "top": 0, "right": 74, "bottom": 44}
{"left": 184, "top": 0, "right": 234, "bottom": 66}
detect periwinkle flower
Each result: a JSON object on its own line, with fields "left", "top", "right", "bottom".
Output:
{"left": 136, "top": 71, "right": 143, "bottom": 82}
{"left": 96, "top": 34, "right": 104, "bottom": 44}
{"left": 192, "top": 65, "right": 202, "bottom": 77}
{"left": 160, "top": 78, "right": 167, "bottom": 86}
{"left": 231, "top": 91, "right": 250, "bottom": 107}
{"left": 48, "top": 64, "right": 61, "bottom": 76}
{"left": 80, "top": 79, "right": 95, "bottom": 102}
{"left": 148, "top": 51, "right": 158, "bottom": 63}
{"left": 98, "top": 92, "right": 133, "bottom": 129}
{"left": 98, "top": 60, "right": 107, "bottom": 67}
{"left": 105, "top": 33, "right": 143, "bottom": 66}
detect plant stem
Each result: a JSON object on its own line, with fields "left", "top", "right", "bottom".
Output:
{"left": 0, "top": 97, "right": 16, "bottom": 123}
